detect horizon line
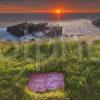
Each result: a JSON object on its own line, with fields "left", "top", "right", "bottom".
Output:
{"left": 0, "top": 12, "right": 100, "bottom": 14}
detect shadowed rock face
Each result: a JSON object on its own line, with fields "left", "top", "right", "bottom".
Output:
{"left": 7, "top": 22, "right": 62, "bottom": 38}
{"left": 92, "top": 19, "right": 100, "bottom": 27}
{"left": 7, "top": 22, "right": 49, "bottom": 37}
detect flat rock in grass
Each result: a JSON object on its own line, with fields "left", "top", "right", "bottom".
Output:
{"left": 28, "top": 73, "right": 64, "bottom": 92}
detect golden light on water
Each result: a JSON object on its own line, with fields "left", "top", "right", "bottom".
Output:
{"left": 54, "top": 9, "right": 62, "bottom": 21}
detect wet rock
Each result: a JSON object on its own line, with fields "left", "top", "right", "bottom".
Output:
{"left": 7, "top": 22, "right": 29, "bottom": 37}
{"left": 7, "top": 22, "right": 62, "bottom": 38}
{"left": 7, "top": 22, "right": 49, "bottom": 37}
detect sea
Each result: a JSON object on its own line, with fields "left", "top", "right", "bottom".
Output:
{"left": 0, "top": 13, "right": 100, "bottom": 27}
{"left": 0, "top": 13, "right": 100, "bottom": 41}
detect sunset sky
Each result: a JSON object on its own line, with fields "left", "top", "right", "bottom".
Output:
{"left": 0, "top": 0, "right": 100, "bottom": 13}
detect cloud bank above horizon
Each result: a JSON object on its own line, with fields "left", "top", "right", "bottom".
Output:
{"left": 0, "top": 0, "right": 100, "bottom": 13}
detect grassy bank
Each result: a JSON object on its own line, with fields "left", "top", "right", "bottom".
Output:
{"left": 0, "top": 39, "right": 100, "bottom": 100}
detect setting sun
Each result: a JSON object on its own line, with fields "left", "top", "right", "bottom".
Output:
{"left": 55, "top": 9, "right": 62, "bottom": 14}
{"left": 56, "top": 10, "right": 61, "bottom": 13}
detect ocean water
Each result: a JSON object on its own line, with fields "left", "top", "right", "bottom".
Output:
{"left": 0, "top": 13, "right": 100, "bottom": 27}
{"left": 0, "top": 13, "right": 100, "bottom": 41}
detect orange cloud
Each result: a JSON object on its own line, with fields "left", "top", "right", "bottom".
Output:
{"left": 0, "top": 5, "right": 100, "bottom": 13}
{"left": 0, "top": 5, "right": 49, "bottom": 13}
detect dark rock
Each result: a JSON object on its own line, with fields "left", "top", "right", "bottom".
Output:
{"left": 92, "top": 19, "right": 100, "bottom": 27}
{"left": 28, "top": 22, "right": 49, "bottom": 33}
{"left": 48, "top": 25, "right": 62, "bottom": 37}
{"left": 7, "top": 22, "right": 29, "bottom": 37}
{"left": 7, "top": 22, "right": 62, "bottom": 38}
{"left": 7, "top": 22, "right": 49, "bottom": 37}
{"left": 28, "top": 23, "right": 36, "bottom": 33}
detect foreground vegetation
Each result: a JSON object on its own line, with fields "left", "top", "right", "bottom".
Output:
{"left": 0, "top": 39, "right": 100, "bottom": 100}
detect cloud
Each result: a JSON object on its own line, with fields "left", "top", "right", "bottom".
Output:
{"left": 0, "top": 0, "right": 100, "bottom": 13}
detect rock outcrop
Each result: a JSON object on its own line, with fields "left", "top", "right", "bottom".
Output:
{"left": 7, "top": 22, "right": 48, "bottom": 37}
{"left": 7, "top": 22, "right": 62, "bottom": 38}
{"left": 92, "top": 19, "right": 100, "bottom": 27}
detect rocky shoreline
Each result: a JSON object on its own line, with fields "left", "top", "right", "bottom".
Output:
{"left": 0, "top": 19, "right": 99, "bottom": 42}
{"left": 7, "top": 22, "right": 62, "bottom": 38}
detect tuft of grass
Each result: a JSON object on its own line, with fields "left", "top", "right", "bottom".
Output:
{"left": 23, "top": 87, "right": 67, "bottom": 100}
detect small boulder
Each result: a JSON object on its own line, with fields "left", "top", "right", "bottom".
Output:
{"left": 92, "top": 19, "right": 100, "bottom": 27}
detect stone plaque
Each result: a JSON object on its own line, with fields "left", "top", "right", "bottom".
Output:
{"left": 28, "top": 73, "right": 64, "bottom": 92}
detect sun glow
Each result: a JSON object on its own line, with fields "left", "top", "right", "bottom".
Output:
{"left": 55, "top": 9, "right": 62, "bottom": 14}
{"left": 56, "top": 10, "right": 61, "bottom": 13}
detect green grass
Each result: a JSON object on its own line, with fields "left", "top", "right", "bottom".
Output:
{"left": 23, "top": 88, "right": 66, "bottom": 100}
{"left": 0, "top": 39, "right": 100, "bottom": 100}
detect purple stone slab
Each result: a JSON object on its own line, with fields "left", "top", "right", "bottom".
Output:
{"left": 28, "top": 73, "right": 64, "bottom": 92}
